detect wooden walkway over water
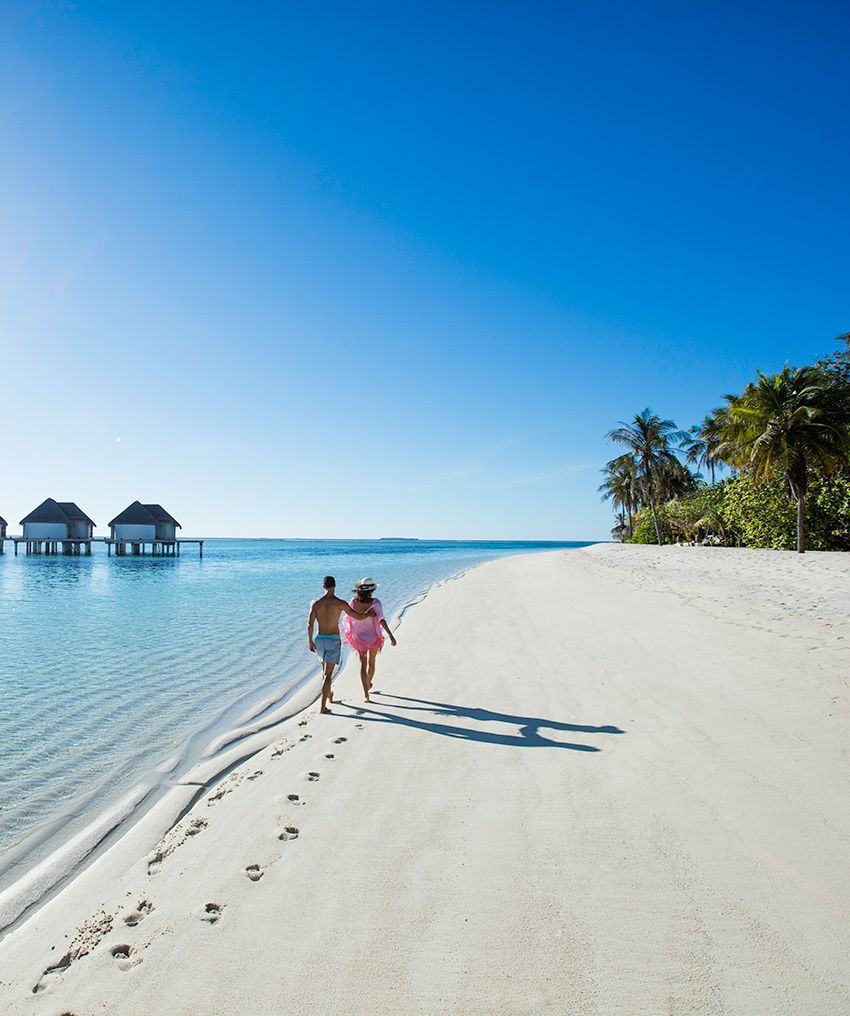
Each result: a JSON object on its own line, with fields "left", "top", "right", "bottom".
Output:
{"left": 0, "top": 537, "right": 204, "bottom": 557}
{"left": 105, "top": 538, "right": 203, "bottom": 557}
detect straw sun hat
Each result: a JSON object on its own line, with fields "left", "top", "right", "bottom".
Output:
{"left": 353, "top": 577, "right": 378, "bottom": 592}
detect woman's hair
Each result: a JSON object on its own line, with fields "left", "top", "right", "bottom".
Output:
{"left": 355, "top": 588, "right": 374, "bottom": 603}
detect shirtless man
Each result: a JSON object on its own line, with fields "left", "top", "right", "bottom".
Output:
{"left": 308, "top": 576, "right": 374, "bottom": 713}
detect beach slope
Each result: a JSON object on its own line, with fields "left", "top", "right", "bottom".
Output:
{"left": 1, "top": 544, "right": 849, "bottom": 1014}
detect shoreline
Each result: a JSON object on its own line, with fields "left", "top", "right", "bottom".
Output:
{"left": 2, "top": 538, "right": 592, "bottom": 901}
{"left": 0, "top": 559, "right": 486, "bottom": 939}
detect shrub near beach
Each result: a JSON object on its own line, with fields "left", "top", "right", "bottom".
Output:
{"left": 600, "top": 334, "right": 850, "bottom": 552}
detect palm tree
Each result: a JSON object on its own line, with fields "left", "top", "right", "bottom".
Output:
{"left": 599, "top": 454, "right": 639, "bottom": 538}
{"left": 656, "top": 456, "right": 701, "bottom": 500}
{"left": 610, "top": 511, "right": 629, "bottom": 543}
{"left": 683, "top": 409, "right": 725, "bottom": 485}
{"left": 719, "top": 365, "right": 850, "bottom": 552}
{"left": 606, "top": 409, "right": 690, "bottom": 545}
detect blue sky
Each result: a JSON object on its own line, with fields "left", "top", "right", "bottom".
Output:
{"left": 1, "top": 1, "right": 847, "bottom": 539}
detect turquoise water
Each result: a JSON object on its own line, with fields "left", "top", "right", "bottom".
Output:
{"left": 0, "top": 538, "right": 588, "bottom": 885}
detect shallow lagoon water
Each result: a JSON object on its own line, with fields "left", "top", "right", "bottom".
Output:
{"left": 0, "top": 538, "right": 588, "bottom": 883}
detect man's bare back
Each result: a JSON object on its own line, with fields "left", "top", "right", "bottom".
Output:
{"left": 312, "top": 593, "right": 362, "bottom": 634}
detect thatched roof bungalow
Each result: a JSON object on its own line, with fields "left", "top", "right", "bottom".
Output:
{"left": 109, "top": 502, "right": 181, "bottom": 543}
{"left": 20, "top": 499, "right": 95, "bottom": 540}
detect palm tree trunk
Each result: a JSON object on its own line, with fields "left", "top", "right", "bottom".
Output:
{"left": 649, "top": 494, "right": 662, "bottom": 546}
{"left": 797, "top": 492, "right": 806, "bottom": 553}
{"left": 643, "top": 469, "right": 663, "bottom": 545}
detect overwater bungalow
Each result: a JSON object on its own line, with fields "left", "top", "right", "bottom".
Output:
{"left": 0, "top": 515, "right": 6, "bottom": 552}
{"left": 108, "top": 501, "right": 182, "bottom": 555}
{"left": 18, "top": 498, "right": 95, "bottom": 554}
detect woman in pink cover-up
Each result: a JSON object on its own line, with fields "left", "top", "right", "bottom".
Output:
{"left": 342, "top": 577, "right": 397, "bottom": 702}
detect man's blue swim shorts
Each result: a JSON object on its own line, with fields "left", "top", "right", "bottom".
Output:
{"left": 314, "top": 634, "right": 341, "bottom": 667}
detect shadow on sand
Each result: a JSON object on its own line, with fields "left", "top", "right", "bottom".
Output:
{"left": 337, "top": 692, "right": 625, "bottom": 752}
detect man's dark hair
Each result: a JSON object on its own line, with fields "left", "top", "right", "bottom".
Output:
{"left": 323, "top": 576, "right": 336, "bottom": 589}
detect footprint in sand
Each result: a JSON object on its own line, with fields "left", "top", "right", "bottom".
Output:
{"left": 305, "top": 771, "right": 320, "bottom": 782}
{"left": 147, "top": 852, "right": 164, "bottom": 876}
{"left": 32, "top": 911, "right": 115, "bottom": 991}
{"left": 286, "top": 793, "right": 304, "bottom": 806}
{"left": 355, "top": 723, "right": 364, "bottom": 729}
{"left": 278, "top": 825, "right": 300, "bottom": 841}
{"left": 207, "top": 786, "right": 231, "bottom": 806}
{"left": 186, "top": 818, "right": 208, "bottom": 837}
{"left": 124, "top": 900, "right": 155, "bottom": 927}
{"left": 245, "top": 864, "right": 265, "bottom": 883}
{"left": 247, "top": 770, "right": 264, "bottom": 781}
{"left": 333, "top": 736, "right": 347, "bottom": 745}
{"left": 110, "top": 944, "right": 140, "bottom": 970}
{"left": 299, "top": 733, "right": 312, "bottom": 742}
{"left": 199, "top": 902, "right": 224, "bottom": 924}
{"left": 32, "top": 949, "right": 78, "bottom": 993}
{"left": 298, "top": 719, "right": 309, "bottom": 727}
{"left": 323, "top": 753, "right": 335, "bottom": 760}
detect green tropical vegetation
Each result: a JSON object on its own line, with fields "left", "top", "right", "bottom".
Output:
{"left": 600, "top": 334, "right": 850, "bottom": 552}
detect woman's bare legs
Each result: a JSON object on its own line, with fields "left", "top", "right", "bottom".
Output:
{"left": 367, "top": 650, "right": 378, "bottom": 693}
{"left": 359, "top": 652, "right": 371, "bottom": 702}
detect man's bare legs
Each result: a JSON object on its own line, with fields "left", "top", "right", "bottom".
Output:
{"left": 321, "top": 662, "right": 335, "bottom": 713}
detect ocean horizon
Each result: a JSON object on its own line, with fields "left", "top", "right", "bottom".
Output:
{"left": 0, "top": 537, "right": 592, "bottom": 895}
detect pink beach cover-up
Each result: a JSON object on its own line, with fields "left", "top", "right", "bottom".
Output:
{"left": 343, "top": 598, "right": 385, "bottom": 654}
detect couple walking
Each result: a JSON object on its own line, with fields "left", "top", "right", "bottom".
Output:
{"left": 308, "top": 576, "right": 397, "bottom": 713}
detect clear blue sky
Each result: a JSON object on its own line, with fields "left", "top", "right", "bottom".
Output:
{"left": 1, "top": 1, "right": 847, "bottom": 539}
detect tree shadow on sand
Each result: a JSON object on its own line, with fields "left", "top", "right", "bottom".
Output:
{"left": 338, "top": 692, "right": 625, "bottom": 752}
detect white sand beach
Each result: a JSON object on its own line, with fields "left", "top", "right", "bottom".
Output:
{"left": 1, "top": 544, "right": 849, "bottom": 1014}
